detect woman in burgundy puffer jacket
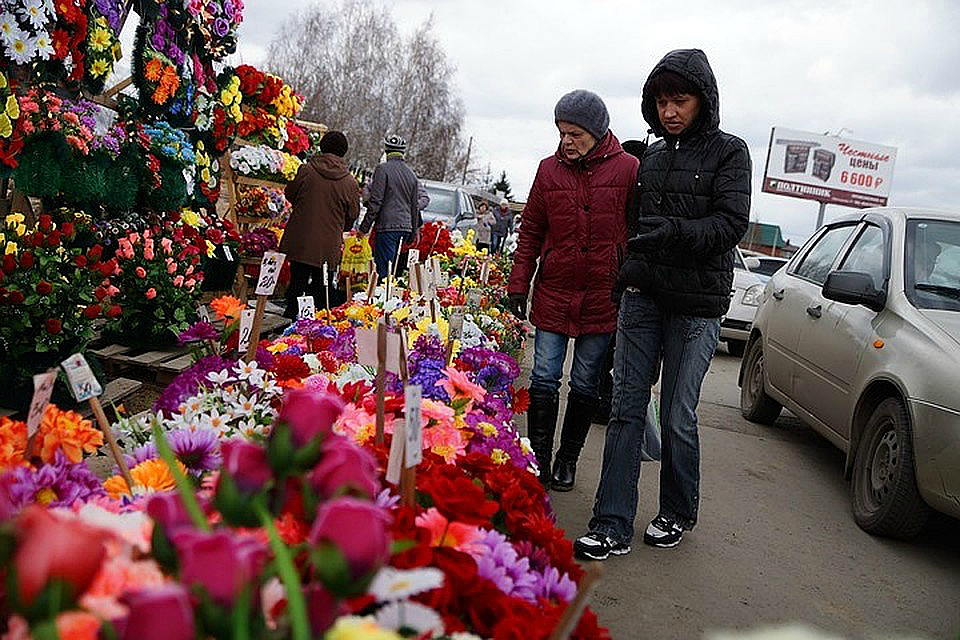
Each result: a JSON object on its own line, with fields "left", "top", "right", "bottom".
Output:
{"left": 508, "top": 89, "right": 638, "bottom": 491}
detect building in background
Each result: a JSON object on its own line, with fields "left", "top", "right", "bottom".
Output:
{"left": 739, "top": 221, "right": 800, "bottom": 257}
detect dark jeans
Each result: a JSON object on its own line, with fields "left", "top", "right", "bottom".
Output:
{"left": 529, "top": 329, "right": 612, "bottom": 398}
{"left": 374, "top": 230, "right": 410, "bottom": 279}
{"left": 588, "top": 291, "right": 719, "bottom": 542}
{"left": 285, "top": 261, "right": 346, "bottom": 316}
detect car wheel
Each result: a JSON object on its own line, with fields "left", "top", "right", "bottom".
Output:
{"left": 851, "top": 397, "right": 930, "bottom": 539}
{"left": 739, "top": 339, "right": 782, "bottom": 424}
{"left": 726, "top": 339, "right": 746, "bottom": 357}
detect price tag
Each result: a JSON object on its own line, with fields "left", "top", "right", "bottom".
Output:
{"left": 404, "top": 384, "right": 423, "bottom": 467}
{"left": 322, "top": 262, "right": 329, "bottom": 285}
{"left": 223, "top": 244, "right": 234, "bottom": 261}
{"left": 61, "top": 353, "right": 103, "bottom": 403}
{"left": 386, "top": 419, "right": 405, "bottom": 485}
{"left": 197, "top": 304, "right": 211, "bottom": 323}
{"left": 439, "top": 270, "right": 450, "bottom": 287}
{"left": 255, "top": 251, "right": 286, "bottom": 296}
{"left": 297, "top": 295, "right": 316, "bottom": 319}
{"left": 238, "top": 309, "right": 255, "bottom": 352}
{"left": 448, "top": 306, "right": 466, "bottom": 341}
{"left": 27, "top": 369, "right": 58, "bottom": 436}
{"left": 479, "top": 261, "right": 490, "bottom": 285}
{"left": 407, "top": 249, "right": 420, "bottom": 268}
{"left": 467, "top": 288, "right": 482, "bottom": 307}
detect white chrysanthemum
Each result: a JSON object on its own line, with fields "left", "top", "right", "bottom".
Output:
{"left": 19, "top": 0, "right": 47, "bottom": 29}
{"left": 33, "top": 29, "right": 52, "bottom": 59}
{"left": 374, "top": 601, "right": 444, "bottom": 636}
{"left": 368, "top": 567, "right": 444, "bottom": 602}
{"left": 6, "top": 31, "right": 35, "bottom": 64}
{"left": 0, "top": 13, "right": 18, "bottom": 42}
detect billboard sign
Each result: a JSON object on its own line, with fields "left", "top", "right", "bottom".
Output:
{"left": 761, "top": 127, "right": 896, "bottom": 208}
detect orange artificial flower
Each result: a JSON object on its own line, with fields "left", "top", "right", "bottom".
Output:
{"left": 440, "top": 366, "right": 486, "bottom": 404}
{"left": 144, "top": 58, "right": 164, "bottom": 83}
{"left": 0, "top": 416, "right": 28, "bottom": 469}
{"left": 55, "top": 611, "right": 101, "bottom": 640}
{"left": 38, "top": 405, "right": 104, "bottom": 464}
{"left": 103, "top": 458, "right": 186, "bottom": 499}
{"left": 210, "top": 294, "right": 245, "bottom": 321}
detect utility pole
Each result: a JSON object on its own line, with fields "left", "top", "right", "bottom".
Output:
{"left": 460, "top": 135, "right": 473, "bottom": 184}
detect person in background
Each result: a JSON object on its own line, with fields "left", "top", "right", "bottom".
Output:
{"left": 575, "top": 49, "right": 751, "bottom": 559}
{"left": 508, "top": 89, "right": 639, "bottom": 491}
{"left": 491, "top": 198, "right": 512, "bottom": 254}
{"left": 358, "top": 134, "right": 429, "bottom": 278}
{"left": 281, "top": 130, "right": 360, "bottom": 317}
{"left": 474, "top": 199, "right": 495, "bottom": 252}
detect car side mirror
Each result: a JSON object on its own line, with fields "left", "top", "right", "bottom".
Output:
{"left": 822, "top": 270, "right": 886, "bottom": 312}
{"left": 744, "top": 257, "right": 761, "bottom": 270}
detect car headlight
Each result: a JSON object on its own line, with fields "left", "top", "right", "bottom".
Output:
{"left": 742, "top": 283, "right": 765, "bottom": 307}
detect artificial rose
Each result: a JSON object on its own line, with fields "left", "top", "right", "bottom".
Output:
{"left": 145, "top": 492, "right": 194, "bottom": 532}
{"left": 13, "top": 506, "right": 106, "bottom": 606}
{"left": 172, "top": 529, "right": 267, "bottom": 606}
{"left": 36, "top": 280, "right": 52, "bottom": 295}
{"left": 83, "top": 304, "right": 101, "bottom": 319}
{"left": 308, "top": 497, "right": 390, "bottom": 579}
{"left": 135, "top": 266, "right": 146, "bottom": 278}
{"left": 145, "top": 287, "right": 157, "bottom": 299}
{"left": 20, "top": 252, "right": 34, "bottom": 269}
{"left": 308, "top": 435, "right": 379, "bottom": 500}
{"left": 221, "top": 440, "right": 271, "bottom": 493}
{"left": 106, "top": 304, "right": 122, "bottom": 318}
{"left": 419, "top": 466, "right": 499, "bottom": 526}
{"left": 305, "top": 583, "right": 345, "bottom": 636}
{"left": 120, "top": 585, "right": 195, "bottom": 640}
{"left": 277, "top": 388, "right": 344, "bottom": 448}
{"left": 46, "top": 318, "right": 62, "bottom": 334}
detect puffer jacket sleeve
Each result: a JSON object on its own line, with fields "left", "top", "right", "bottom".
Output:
{"left": 670, "top": 137, "right": 751, "bottom": 256}
{"left": 507, "top": 164, "right": 548, "bottom": 297}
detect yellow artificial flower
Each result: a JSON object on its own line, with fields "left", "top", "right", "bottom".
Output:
{"left": 89, "top": 27, "right": 112, "bottom": 52}
{"left": 491, "top": 448, "right": 511, "bottom": 465}
{"left": 4, "top": 94, "right": 17, "bottom": 119}
{"left": 0, "top": 71, "right": 6, "bottom": 89}
{"left": 95, "top": 16, "right": 108, "bottom": 27}
{"left": 111, "top": 41, "right": 122, "bottom": 61}
{"left": 0, "top": 114, "right": 10, "bottom": 139}
{"left": 4, "top": 241, "right": 16, "bottom": 255}
{"left": 181, "top": 209, "right": 201, "bottom": 227}
{"left": 5, "top": 213, "right": 24, "bottom": 226}
{"left": 89, "top": 58, "right": 110, "bottom": 78}
{"left": 478, "top": 421, "right": 498, "bottom": 437}
{"left": 325, "top": 616, "right": 402, "bottom": 640}
{"left": 200, "top": 167, "right": 211, "bottom": 182}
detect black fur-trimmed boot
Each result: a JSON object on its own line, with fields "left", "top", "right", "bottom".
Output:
{"left": 551, "top": 391, "right": 597, "bottom": 492}
{"left": 526, "top": 387, "right": 559, "bottom": 488}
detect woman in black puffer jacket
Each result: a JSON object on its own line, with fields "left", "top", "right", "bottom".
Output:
{"left": 575, "top": 49, "right": 751, "bottom": 560}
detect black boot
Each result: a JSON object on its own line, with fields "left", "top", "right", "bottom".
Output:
{"left": 527, "top": 388, "right": 559, "bottom": 488}
{"left": 551, "top": 391, "right": 597, "bottom": 492}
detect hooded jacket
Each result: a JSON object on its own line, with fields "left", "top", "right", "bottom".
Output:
{"left": 619, "top": 48, "right": 752, "bottom": 317}
{"left": 358, "top": 155, "right": 428, "bottom": 234}
{"left": 508, "top": 131, "right": 638, "bottom": 336}
{"left": 280, "top": 153, "right": 360, "bottom": 270}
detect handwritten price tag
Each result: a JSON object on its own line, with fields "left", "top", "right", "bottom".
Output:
{"left": 448, "top": 306, "right": 466, "bottom": 341}
{"left": 61, "top": 354, "right": 102, "bottom": 403}
{"left": 467, "top": 288, "right": 482, "bottom": 307}
{"left": 407, "top": 249, "right": 420, "bottom": 268}
{"left": 322, "top": 262, "right": 329, "bottom": 285}
{"left": 222, "top": 244, "right": 234, "bottom": 261}
{"left": 238, "top": 309, "right": 255, "bottom": 352}
{"left": 297, "top": 295, "right": 316, "bottom": 319}
{"left": 27, "top": 370, "right": 58, "bottom": 436}
{"left": 255, "top": 251, "right": 286, "bottom": 296}
{"left": 197, "top": 304, "right": 211, "bottom": 323}
{"left": 404, "top": 384, "right": 423, "bottom": 467}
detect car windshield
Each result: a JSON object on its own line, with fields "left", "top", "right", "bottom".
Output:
{"left": 422, "top": 187, "right": 456, "bottom": 218}
{"left": 905, "top": 219, "right": 960, "bottom": 311}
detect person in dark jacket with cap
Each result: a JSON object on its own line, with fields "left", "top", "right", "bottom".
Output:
{"left": 281, "top": 130, "right": 360, "bottom": 316}
{"left": 575, "top": 49, "right": 751, "bottom": 559}
{"left": 508, "top": 90, "right": 638, "bottom": 491}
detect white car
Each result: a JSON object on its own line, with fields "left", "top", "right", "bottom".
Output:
{"left": 739, "top": 207, "right": 960, "bottom": 538}
{"left": 719, "top": 248, "right": 765, "bottom": 356}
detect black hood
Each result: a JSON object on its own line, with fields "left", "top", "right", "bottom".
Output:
{"left": 641, "top": 49, "right": 720, "bottom": 139}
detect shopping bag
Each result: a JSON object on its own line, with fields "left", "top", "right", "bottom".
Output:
{"left": 641, "top": 392, "right": 661, "bottom": 462}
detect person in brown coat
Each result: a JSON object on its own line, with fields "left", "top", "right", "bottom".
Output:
{"left": 280, "top": 131, "right": 360, "bottom": 316}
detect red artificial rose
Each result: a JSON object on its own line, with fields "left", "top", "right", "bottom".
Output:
{"left": 13, "top": 506, "right": 106, "bottom": 606}
{"left": 171, "top": 530, "right": 267, "bottom": 607}
{"left": 119, "top": 585, "right": 196, "bottom": 640}
{"left": 276, "top": 388, "right": 344, "bottom": 448}
{"left": 98, "top": 258, "right": 117, "bottom": 277}
{"left": 45, "top": 318, "right": 62, "bottom": 334}
{"left": 83, "top": 304, "right": 101, "bottom": 319}
{"left": 220, "top": 440, "right": 271, "bottom": 493}
{"left": 87, "top": 245, "right": 102, "bottom": 262}
{"left": 8, "top": 290, "right": 24, "bottom": 304}
{"left": 1, "top": 254, "right": 15, "bottom": 274}
{"left": 38, "top": 214, "right": 52, "bottom": 232}
{"left": 19, "top": 252, "right": 34, "bottom": 269}
{"left": 308, "top": 498, "right": 390, "bottom": 580}
{"left": 73, "top": 255, "right": 87, "bottom": 268}
{"left": 94, "top": 287, "right": 108, "bottom": 301}
{"left": 60, "top": 222, "right": 74, "bottom": 237}
{"left": 106, "top": 304, "right": 122, "bottom": 318}
{"left": 36, "top": 280, "right": 52, "bottom": 295}
{"left": 419, "top": 466, "right": 500, "bottom": 525}
{"left": 308, "top": 434, "right": 379, "bottom": 500}
{"left": 45, "top": 230, "right": 61, "bottom": 247}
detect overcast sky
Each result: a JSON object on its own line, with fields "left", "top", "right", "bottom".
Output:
{"left": 221, "top": 0, "right": 960, "bottom": 246}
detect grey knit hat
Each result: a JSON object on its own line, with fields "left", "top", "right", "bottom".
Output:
{"left": 554, "top": 90, "right": 609, "bottom": 141}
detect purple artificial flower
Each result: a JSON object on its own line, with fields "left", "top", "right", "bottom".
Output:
{"left": 330, "top": 327, "right": 355, "bottom": 361}
{"left": 536, "top": 566, "right": 577, "bottom": 603}
{"left": 206, "top": 1, "right": 221, "bottom": 15}
{"left": 212, "top": 17, "right": 229, "bottom": 37}
{"left": 466, "top": 528, "right": 539, "bottom": 603}
{"left": 223, "top": 0, "right": 235, "bottom": 20}
{"left": 178, "top": 321, "right": 220, "bottom": 345}
{"left": 123, "top": 442, "right": 159, "bottom": 470}
{"left": 153, "top": 355, "right": 234, "bottom": 417}
{"left": 168, "top": 428, "right": 221, "bottom": 472}
{"left": 5, "top": 452, "right": 105, "bottom": 511}
{"left": 255, "top": 344, "right": 276, "bottom": 370}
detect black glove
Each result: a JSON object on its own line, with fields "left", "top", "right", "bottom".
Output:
{"left": 627, "top": 216, "right": 677, "bottom": 253}
{"left": 508, "top": 294, "right": 527, "bottom": 320}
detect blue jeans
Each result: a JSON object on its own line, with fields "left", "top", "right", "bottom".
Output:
{"left": 589, "top": 291, "right": 720, "bottom": 542}
{"left": 374, "top": 231, "right": 410, "bottom": 279}
{"left": 530, "top": 329, "right": 612, "bottom": 398}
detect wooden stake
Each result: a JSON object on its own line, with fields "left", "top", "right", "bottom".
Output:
{"left": 365, "top": 271, "right": 379, "bottom": 300}
{"left": 244, "top": 294, "right": 267, "bottom": 362}
{"left": 89, "top": 396, "right": 135, "bottom": 494}
{"left": 346, "top": 275, "right": 353, "bottom": 302}
{"left": 374, "top": 321, "right": 387, "bottom": 446}
{"left": 323, "top": 262, "right": 330, "bottom": 310}
{"left": 547, "top": 564, "right": 603, "bottom": 640}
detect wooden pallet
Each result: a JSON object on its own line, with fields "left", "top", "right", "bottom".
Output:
{"left": 0, "top": 376, "right": 142, "bottom": 421}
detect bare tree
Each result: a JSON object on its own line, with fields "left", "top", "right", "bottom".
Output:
{"left": 265, "top": 0, "right": 469, "bottom": 181}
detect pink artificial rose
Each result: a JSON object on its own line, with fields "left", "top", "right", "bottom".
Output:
{"left": 221, "top": 440, "right": 271, "bottom": 493}
{"left": 135, "top": 266, "right": 147, "bottom": 278}
{"left": 106, "top": 285, "right": 120, "bottom": 297}
{"left": 173, "top": 275, "right": 184, "bottom": 287}
{"left": 305, "top": 584, "right": 345, "bottom": 636}
{"left": 309, "top": 435, "right": 379, "bottom": 500}
{"left": 144, "top": 247, "right": 154, "bottom": 261}
{"left": 167, "top": 262, "right": 178, "bottom": 274}
{"left": 172, "top": 530, "right": 267, "bottom": 607}
{"left": 308, "top": 497, "right": 390, "bottom": 580}
{"left": 145, "top": 492, "right": 193, "bottom": 532}
{"left": 278, "top": 389, "right": 345, "bottom": 448}
{"left": 185, "top": 265, "right": 194, "bottom": 276}
{"left": 184, "top": 278, "right": 196, "bottom": 289}
{"left": 145, "top": 288, "right": 157, "bottom": 300}
{"left": 161, "top": 238, "right": 173, "bottom": 255}
{"left": 120, "top": 585, "right": 195, "bottom": 640}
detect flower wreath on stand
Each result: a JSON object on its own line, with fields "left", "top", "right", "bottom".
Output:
{"left": 0, "top": 0, "right": 87, "bottom": 85}
{"left": 0, "top": 69, "right": 22, "bottom": 173}
{"left": 82, "top": 0, "right": 124, "bottom": 94}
